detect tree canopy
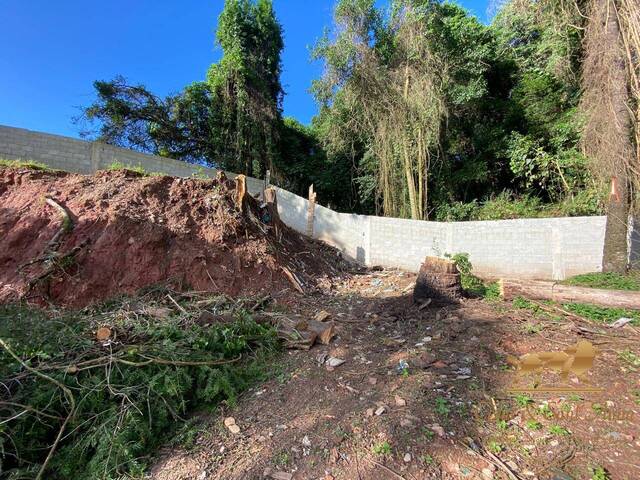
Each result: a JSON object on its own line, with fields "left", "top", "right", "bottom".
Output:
{"left": 80, "top": 0, "right": 639, "bottom": 232}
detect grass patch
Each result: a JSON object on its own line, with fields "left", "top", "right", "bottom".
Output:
{"left": 0, "top": 158, "right": 54, "bottom": 171}
{"left": 0, "top": 292, "right": 280, "bottom": 479}
{"left": 106, "top": 161, "right": 148, "bottom": 175}
{"left": 562, "top": 303, "right": 640, "bottom": 326}
{"left": 563, "top": 271, "right": 640, "bottom": 291}
{"left": 372, "top": 441, "right": 392, "bottom": 456}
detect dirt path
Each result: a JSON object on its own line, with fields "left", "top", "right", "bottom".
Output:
{"left": 151, "top": 270, "right": 640, "bottom": 480}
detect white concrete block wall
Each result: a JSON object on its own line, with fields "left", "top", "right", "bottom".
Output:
{"left": 2, "top": 124, "right": 635, "bottom": 279}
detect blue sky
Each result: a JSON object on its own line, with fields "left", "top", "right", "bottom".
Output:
{"left": 0, "top": 0, "right": 490, "bottom": 138}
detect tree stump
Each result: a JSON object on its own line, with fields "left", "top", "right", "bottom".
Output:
{"left": 413, "top": 257, "right": 462, "bottom": 304}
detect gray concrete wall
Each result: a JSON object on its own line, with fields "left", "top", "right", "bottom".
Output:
{"left": 2, "top": 124, "right": 635, "bottom": 279}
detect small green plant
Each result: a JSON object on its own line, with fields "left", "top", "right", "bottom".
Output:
{"left": 497, "top": 420, "right": 509, "bottom": 431}
{"left": 434, "top": 397, "right": 450, "bottom": 416}
{"left": 487, "top": 440, "right": 503, "bottom": 454}
{"left": 619, "top": 349, "right": 640, "bottom": 368}
{"left": 591, "top": 403, "right": 604, "bottom": 415}
{"left": 590, "top": 465, "right": 610, "bottom": 480}
{"left": 513, "top": 296, "right": 538, "bottom": 311}
{"left": 526, "top": 420, "right": 542, "bottom": 430}
{"left": 422, "top": 453, "right": 435, "bottom": 465}
{"left": 549, "top": 424, "right": 570, "bottom": 436}
{"left": 372, "top": 441, "right": 392, "bottom": 456}
{"left": 523, "top": 322, "right": 543, "bottom": 334}
{"left": 274, "top": 450, "right": 291, "bottom": 467}
{"left": 421, "top": 427, "right": 435, "bottom": 441}
{"left": 446, "top": 253, "right": 496, "bottom": 299}
{"left": 538, "top": 404, "right": 554, "bottom": 418}
{"left": 568, "top": 394, "right": 582, "bottom": 402}
{"left": 515, "top": 394, "right": 533, "bottom": 407}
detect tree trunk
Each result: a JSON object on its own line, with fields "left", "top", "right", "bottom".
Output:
{"left": 594, "top": 0, "right": 633, "bottom": 272}
{"left": 499, "top": 278, "right": 640, "bottom": 310}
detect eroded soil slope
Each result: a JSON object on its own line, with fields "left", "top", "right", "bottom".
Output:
{"left": 0, "top": 167, "right": 344, "bottom": 307}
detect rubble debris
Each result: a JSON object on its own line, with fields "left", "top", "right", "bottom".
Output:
{"left": 326, "top": 357, "right": 345, "bottom": 368}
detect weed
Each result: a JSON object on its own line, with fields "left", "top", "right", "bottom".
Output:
{"left": 590, "top": 465, "right": 610, "bottom": 480}
{"left": 497, "top": 420, "right": 509, "bottom": 431}
{"left": 591, "top": 403, "right": 604, "bottom": 415}
{"left": 0, "top": 158, "right": 53, "bottom": 171}
{"left": 549, "top": 424, "right": 570, "bottom": 436}
{"left": 526, "top": 420, "right": 542, "bottom": 430}
{"left": 513, "top": 296, "right": 536, "bottom": 310}
{"left": 421, "top": 427, "right": 435, "bottom": 441}
{"left": 487, "top": 440, "right": 503, "bottom": 454}
{"left": 538, "top": 404, "right": 554, "bottom": 418}
{"left": 523, "top": 322, "right": 543, "bottom": 334}
{"left": 422, "top": 453, "right": 435, "bottom": 465}
{"left": 618, "top": 349, "right": 640, "bottom": 368}
{"left": 563, "top": 272, "right": 640, "bottom": 291}
{"left": 107, "top": 161, "right": 148, "bottom": 175}
{"left": 434, "top": 397, "right": 450, "bottom": 417}
{"left": 372, "top": 441, "right": 392, "bottom": 456}
{"left": 562, "top": 303, "right": 640, "bottom": 326}
{"left": 515, "top": 394, "right": 533, "bottom": 407}
{"left": 446, "top": 253, "right": 497, "bottom": 299}
{"left": 568, "top": 394, "right": 582, "bottom": 402}
{"left": 274, "top": 450, "right": 291, "bottom": 467}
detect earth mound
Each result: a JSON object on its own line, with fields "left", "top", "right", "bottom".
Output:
{"left": 0, "top": 167, "right": 346, "bottom": 307}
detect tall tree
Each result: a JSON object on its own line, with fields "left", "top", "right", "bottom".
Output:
{"left": 208, "top": 0, "right": 284, "bottom": 178}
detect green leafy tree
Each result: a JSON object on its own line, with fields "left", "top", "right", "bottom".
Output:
{"left": 208, "top": 0, "right": 284, "bottom": 178}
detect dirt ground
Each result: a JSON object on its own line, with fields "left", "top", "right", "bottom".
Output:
{"left": 0, "top": 167, "right": 344, "bottom": 307}
{"left": 150, "top": 270, "right": 640, "bottom": 480}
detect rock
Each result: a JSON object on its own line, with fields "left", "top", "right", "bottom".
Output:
{"left": 550, "top": 440, "right": 559, "bottom": 447}
{"left": 400, "top": 418, "right": 413, "bottom": 427}
{"left": 481, "top": 468, "right": 494, "bottom": 479}
{"left": 326, "top": 357, "right": 345, "bottom": 368}
{"left": 375, "top": 406, "right": 387, "bottom": 416}
{"left": 366, "top": 408, "right": 375, "bottom": 417}
{"left": 431, "top": 424, "right": 445, "bottom": 437}
{"left": 506, "top": 460, "right": 518, "bottom": 471}
{"left": 368, "top": 376, "right": 377, "bottom": 385}
{"left": 198, "top": 470, "right": 207, "bottom": 480}
{"left": 403, "top": 453, "right": 412, "bottom": 463}
{"left": 395, "top": 395, "right": 407, "bottom": 407}
{"left": 302, "top": 435, "right": 311, "bottom": 447}
{"left": 224, "top": 417, "right": 240, "bottom": 434}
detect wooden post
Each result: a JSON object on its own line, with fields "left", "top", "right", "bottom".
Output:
{"left": 235, "top": 174, "right": 247, "bottom": 212}
{"left": 306, "top": 184, "right": 316, "bottom": 237}
{"left": 263, "top": 169, "right": 270, "bottom": 200}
